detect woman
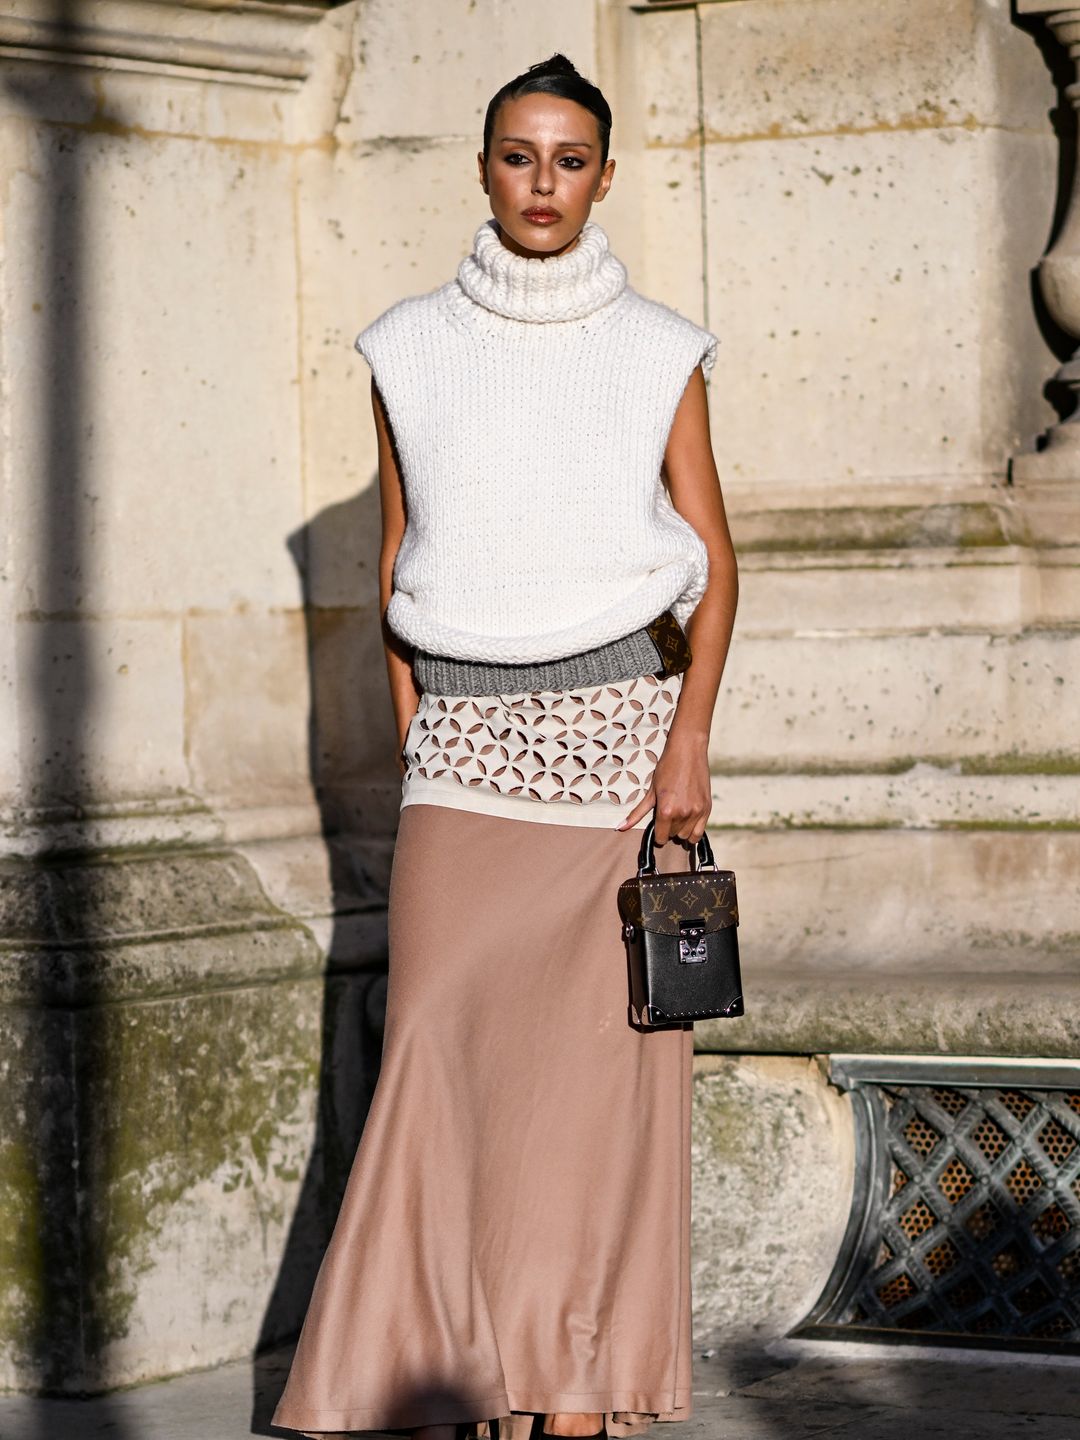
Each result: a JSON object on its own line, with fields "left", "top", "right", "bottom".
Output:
{"left": 272, "top": 53, "right": 738, "bottom": 1440}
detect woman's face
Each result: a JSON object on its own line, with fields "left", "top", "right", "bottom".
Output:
{"left": 478, "top": 91, "right": 615, "bottom": 259}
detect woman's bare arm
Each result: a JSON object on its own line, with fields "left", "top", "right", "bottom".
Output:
{"left": 372, "top": 378, "right": 422, "bottom": 774}
{"left": 617, "top": 364, "right": 739, "bottom": 844}
{"left": 661, "top": 365, "right": 739, "bottom": 746}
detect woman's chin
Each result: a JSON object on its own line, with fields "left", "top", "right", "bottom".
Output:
{"left": 493, "top": 216, "right": 584, "bottom": 259}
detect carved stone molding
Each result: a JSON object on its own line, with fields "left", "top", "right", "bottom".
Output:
{"left": 0, "top": 0, "right": 336, "bottom": 89}
{"left": 1013, "top": 4, "right": 1080, "bottom": 540}
{"left": 631, "top": 1, "right": 737, "bottom": 10}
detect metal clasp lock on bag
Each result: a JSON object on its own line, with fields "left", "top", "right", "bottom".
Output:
{"left": 678, "top": 918, "right": 707, "bottom": 963}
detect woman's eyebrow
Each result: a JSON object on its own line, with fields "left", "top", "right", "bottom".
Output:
{"left": 498, "top": 136, "right": 594, "bottom": 148}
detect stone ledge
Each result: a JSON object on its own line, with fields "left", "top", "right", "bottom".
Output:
{"left": 694, "top": 970, "right": 1080, "bottom": 1059}
{"left": 725, "top": 483, "right": 1080, "bottom": 557}
{"left": 0, "top": 926, "right": 326, "bottom": 1009}
{"left": 710, "top": 767, "right": 1080, "bottom": 829}
{"left": 731, "top": 500, "right": 1016, "bottom": 555}
{"left": 0, "top": 849, "right": 290, "bottom": 943}
{"left": 0, "top": 0, "right": 334, "bottom": 88}
{"left": 0, "top": 845, "right": 336, "bottom": 1008}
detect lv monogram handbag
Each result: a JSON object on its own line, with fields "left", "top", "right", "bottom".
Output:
{"left": 618, "top": 817, "right": 743, "bottom": 1026}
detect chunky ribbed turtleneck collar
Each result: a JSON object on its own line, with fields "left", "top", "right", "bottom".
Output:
{"left": 456, "top": 218, "right": 628, "bottom": 323}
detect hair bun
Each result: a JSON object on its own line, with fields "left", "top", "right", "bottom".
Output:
{"left": 530, "top": 53, "right": 579, "bottom": 77}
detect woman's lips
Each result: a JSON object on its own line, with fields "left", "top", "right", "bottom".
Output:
{"left": 522, "top": 209, "right": 562, "bottom": 225}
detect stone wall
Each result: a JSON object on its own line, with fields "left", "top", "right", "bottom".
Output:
{"left": 612, "top": 0, "right": 1078, "bottom": 1347}
{"left": 604, "top": 0, "right": 1077, "bottom": 1045}
{"left": 0, "top": 0, "right": 1076, "bottom": 1395}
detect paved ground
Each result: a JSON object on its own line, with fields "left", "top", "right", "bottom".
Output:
{"left": 2, "top": 1338, "right": 1080, "bottom": 1439}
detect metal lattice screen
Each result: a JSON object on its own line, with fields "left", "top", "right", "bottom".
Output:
{"left": 811, "top": 1084, "right": 1080, "bottom": 1345}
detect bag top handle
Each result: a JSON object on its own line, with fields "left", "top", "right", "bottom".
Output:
{"left": 636, "top": 814, "right": 717, "bottom": 876}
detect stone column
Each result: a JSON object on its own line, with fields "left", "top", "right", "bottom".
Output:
{"left": 0, "top": 0, "right": 349, "bottom": 1394}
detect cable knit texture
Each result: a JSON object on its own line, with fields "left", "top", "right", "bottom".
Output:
{"left": 356, "top": 218, "right": 719, "bottom": 665}
{"left": 457, "top": 218, "right": 628, "bottom": 322}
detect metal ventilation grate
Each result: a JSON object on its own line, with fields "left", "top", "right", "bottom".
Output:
{"left": 802, "top": 1077, "right": 1080, "bottom": 1349}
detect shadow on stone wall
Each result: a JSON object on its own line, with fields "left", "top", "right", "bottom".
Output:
{"left": 252, "top": 481, "right": 397, "bottom": 1433}
{"left": 1, "top": 1, "right": 136, "bottom": 1432}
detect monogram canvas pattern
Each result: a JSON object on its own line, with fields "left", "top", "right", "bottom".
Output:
{"left": 403, "top": 672, "right": 683, "bottom": 806}
{"left": 617, "top": 873, "right": 739, "bottom": 935}
{"left": 645, "top": 610, "right": 693, "bottom": 677}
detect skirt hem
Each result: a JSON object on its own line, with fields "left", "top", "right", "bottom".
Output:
{"left": 275, "top": 1387, "right": 693, "bottom": 1436}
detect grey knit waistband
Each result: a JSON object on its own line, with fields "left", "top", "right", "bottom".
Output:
{"left": 413, "top": 623, "right": 665, "bottom": 697}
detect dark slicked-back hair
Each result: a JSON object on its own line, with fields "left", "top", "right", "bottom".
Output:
{"left": 483, "top": 53, "right": 612, "bottom": 164}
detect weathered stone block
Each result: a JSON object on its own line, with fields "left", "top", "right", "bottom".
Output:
{"left": 691, "top": 1055, "right": 854, "bottom": 1342}
{"left": 712, "top": 765, "right": 1080, "bottom": 830}
{"left": 733, "top": 544, "right": 1028, "bottom": 638}
{"left": 690, "top": 827, "right": 1080, "bottom": 977}
{"left": 345, "top": 0, "right": 598, "bottom": 142}
{"left": 3, "top": 126, "right": 304, "bottom": 617}
{"left": 710, "top": 629, "right": 1079, "bottom": 772}
{"left": 0, "top": 839, "right": 383, "bottom": 1394}
{"left": 13, "top": 617, "right": 188, "bottom": 807}
{"left": 695, "top": 970, "right": 1080, "bottom": 1059}
{"left": 699, "top": 0, "right": 1053, "bottom": 139}
{"left": 629, "top": 4, "right": 698, "bottom": 149}
{"left": 304, "top": 604, "right": 399, "bottom": 788}
{"left": 637, "top": 145, "right": 707, "bottom": 327}
{"left": 705, "top": 128, "right": 1056, "bottom": 488}
{"left": 184, "top": 611, "right": 312, "bottom": 807}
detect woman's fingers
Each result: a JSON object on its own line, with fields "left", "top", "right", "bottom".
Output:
{"left": 654, "top": 796, "right": 706, "bottom": 845}
{"left": 616, "top": 779, "right": 713, "bottom": 844}
{"left": 616, "top": 784, "right": 655, "bottom": 832}
{"left": 655, "top": 794, "right": 711, "bottom": 847}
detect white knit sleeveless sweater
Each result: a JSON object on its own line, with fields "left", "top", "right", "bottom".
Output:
{"left": 356, "top": 219, "right": 719, "bottom": 665}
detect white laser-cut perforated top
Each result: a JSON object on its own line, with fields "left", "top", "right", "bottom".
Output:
{"left": 400, "top": 671, "right": 684, "bottom": 830}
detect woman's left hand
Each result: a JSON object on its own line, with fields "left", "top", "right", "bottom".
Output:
{"left": 616, "top": 726, "right": 712, "bottom": 845}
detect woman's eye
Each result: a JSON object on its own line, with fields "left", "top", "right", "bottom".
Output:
{"left": 501, "top": 153, "right": 586, "bottom": 169}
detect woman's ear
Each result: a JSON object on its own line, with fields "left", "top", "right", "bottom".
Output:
{"left": 594, "top": 156, "right": 616, "bottom": 203}
{"left": 477, "top": 151, "right": 489, "bottom": 195}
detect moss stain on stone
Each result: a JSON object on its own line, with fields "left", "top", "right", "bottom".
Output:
{"left": 0, "top": 1130, "right": 46, "bottom": 1352}
{"left": 706, "top": 752, "right": 1080, "bottom": 783}
{"left": 959, "top": 752, "right": 1080, "bottom": 777}
{"left": 730, "top": 502, "right": 1011, "bottom": 555}
{"left": 0, "top": 834, "right": 333, "bottom": 1388}
{"left": 80, "top": 975, "right": 325, "bottom": 1360}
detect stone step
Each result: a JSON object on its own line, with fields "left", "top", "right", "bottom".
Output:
{"left": 694, "top": 969, "right": 1080, "bottom": 1058}
{"left": 710, "top": 629, "right": 1079, "bottom": 771}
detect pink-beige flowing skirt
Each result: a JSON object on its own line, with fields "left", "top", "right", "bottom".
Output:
{"left": 272, "top": 675, "right": 695, "bottom": 1439}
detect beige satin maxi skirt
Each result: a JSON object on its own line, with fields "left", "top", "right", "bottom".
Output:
{"left": 272, "top": 673, "right": 695, "bottom": 1440}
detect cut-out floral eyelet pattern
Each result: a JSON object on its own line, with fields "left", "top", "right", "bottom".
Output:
{"left": 404, "top": 673, "right": 683, "bottom": 806}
